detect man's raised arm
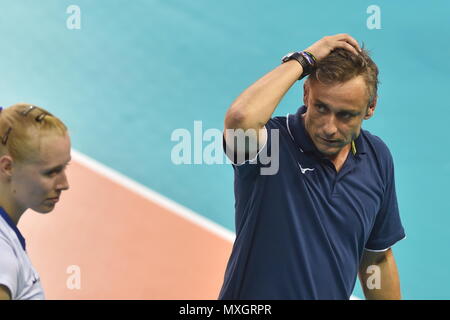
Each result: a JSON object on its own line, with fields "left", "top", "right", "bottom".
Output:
{"left": 223, "top": 34, "right": 362, "bottom": 161}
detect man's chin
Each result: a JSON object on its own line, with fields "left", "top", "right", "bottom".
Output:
{"left": 316, "top": 145, "right": 341, "bottom": 157}
{"left": 313, "top": 139, "right": 349, "bottom": 157}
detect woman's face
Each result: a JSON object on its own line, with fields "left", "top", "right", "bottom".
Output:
{"left": 11, "top": 133, "right": 71, "bottom": 214}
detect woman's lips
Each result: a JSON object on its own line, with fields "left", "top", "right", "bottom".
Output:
{"left": 47, "top": 197, "right": 59, "bottom": 203}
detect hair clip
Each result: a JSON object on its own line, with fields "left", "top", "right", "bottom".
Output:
{"left": 1, "top": 127, "right": 12, "bottom": 145}
{"left": 35, "top": 113, "right": 47, "bottom": 122}
{"left": 21, "top": 105, "right": 36, "bottom": 116}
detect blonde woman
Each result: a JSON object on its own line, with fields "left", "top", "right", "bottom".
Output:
{"left": 0, "top": 103, "right": 71, "bottom": 300}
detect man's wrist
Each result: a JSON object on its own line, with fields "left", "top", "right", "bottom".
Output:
{"left": 281, "top": 51, "right": 317, "bottom": 80}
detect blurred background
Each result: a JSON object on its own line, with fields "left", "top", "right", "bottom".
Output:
{"left": 1, "top": 0, "right": 449, "bottom": 299}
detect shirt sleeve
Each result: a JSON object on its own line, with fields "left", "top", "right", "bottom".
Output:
{"left": 223, "top": 118, "right": 280, "bottom": 179}
{"left": 365, "top": 149, "right": 406, "bottom": 251}
{"left": 0, "top": 235, "right": 19, "bottom": 299}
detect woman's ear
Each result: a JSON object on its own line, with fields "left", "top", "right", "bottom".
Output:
{"left": 0, "top": 155, "right": 13, "bottom": 180}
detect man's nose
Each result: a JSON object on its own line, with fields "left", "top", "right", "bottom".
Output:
{"left": 323, "top": 114, "right": 338, "bottom": 137}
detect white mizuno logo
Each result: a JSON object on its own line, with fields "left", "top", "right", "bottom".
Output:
{"left": 298, "top": 163, "right": 315, "bottom": 174}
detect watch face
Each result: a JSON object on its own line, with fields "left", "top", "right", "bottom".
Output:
{"left": 282, "top": 52, "right": 294, "bottom": 62}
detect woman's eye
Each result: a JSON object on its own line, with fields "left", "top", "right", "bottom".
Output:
{"left": 46, "top": 170, "right": 60, "bottom": 177}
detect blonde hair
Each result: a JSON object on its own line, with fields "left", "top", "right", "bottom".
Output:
{"left": 0, "top": 103, "right": 68, "bottom": 162}
{"left": 307, "top": 47, "right": 379, "bottom": 108}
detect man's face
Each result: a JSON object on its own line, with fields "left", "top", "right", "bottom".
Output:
{"left": 11, "top": 133, "right": 71, "bottom": 214}
{"left": 303, "top": 76, "right": 375, "bottom": 159}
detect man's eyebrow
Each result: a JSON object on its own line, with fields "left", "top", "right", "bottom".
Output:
{"left": 315, "top": 99, "right": 361, "bottom": 115}
{"left": 315, "top": 99, "right": 333, "bottom": 109}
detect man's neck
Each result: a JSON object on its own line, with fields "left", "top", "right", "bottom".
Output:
{"left": 326, "top": 143, "right": 351, "bottom": 173}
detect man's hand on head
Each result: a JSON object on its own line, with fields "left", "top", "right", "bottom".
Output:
{"left": 305, "top": 34, "right": 361, "bottom": 62}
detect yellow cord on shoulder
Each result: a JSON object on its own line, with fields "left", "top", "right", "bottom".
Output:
{"left": 351, "top": 140, "right": 357, "bottom": 155}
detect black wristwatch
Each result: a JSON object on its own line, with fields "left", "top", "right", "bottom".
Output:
{"left": 281, "top": 51, "right": 314, "bottom": 80}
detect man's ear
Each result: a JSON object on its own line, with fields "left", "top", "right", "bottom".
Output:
{"left": 0, "top": 155, "right": 13, "bottom": 180}
{"left": 364, "top": 95, "right": 377, "bottom": 120}
{"left": 303, "top": 80, "right": 309, "bottom": 107}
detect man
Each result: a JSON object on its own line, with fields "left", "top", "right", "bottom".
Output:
{"left": 220, "top": 34, "right": 406, "bottom": 299}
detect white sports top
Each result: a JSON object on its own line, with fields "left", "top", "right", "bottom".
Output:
{"left": 0, "top": 208, "right": 44, "bottom": 300}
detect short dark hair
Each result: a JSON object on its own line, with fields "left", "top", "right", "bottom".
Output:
{"left": 307, "top": 47, "right": 379, "bottom": 107}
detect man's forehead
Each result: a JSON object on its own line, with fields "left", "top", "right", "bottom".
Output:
{"left": 309, "top": 82, "right": 368, "bottom": 112}
{"left": 308, "top": 76, "right": 369, "bottom": 106}
{"left": 312, "top": 98, "right": 364, "bottom": 113}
